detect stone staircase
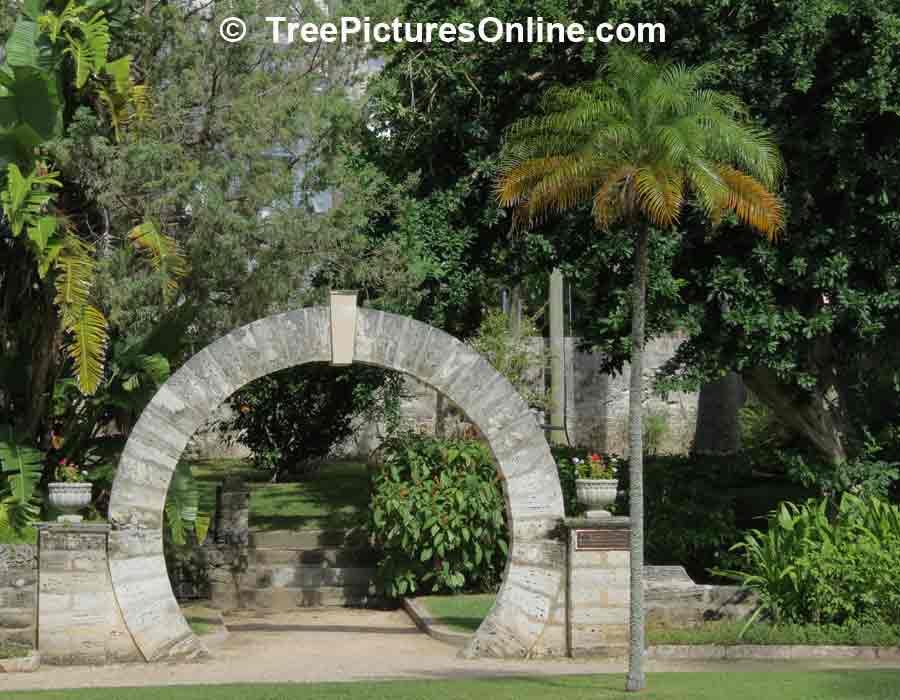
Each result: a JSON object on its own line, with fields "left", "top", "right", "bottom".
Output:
{"left": 208, "top": 528, "right": 380, "bottom": 610}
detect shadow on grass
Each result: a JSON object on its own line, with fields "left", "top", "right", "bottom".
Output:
{"left": 225, "top": 623, "right": 418, "bottom": 635}
{"left": 183, "top": 458, "right": 372, "bottom": 532}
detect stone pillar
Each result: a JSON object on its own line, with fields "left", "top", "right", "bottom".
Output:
{"left": 37, "top": 523, "right": 141, "bottom": 665}
{"left": 213, "top": 478, "right": 250, "bottom": 547}
{"left": 564, "top": 516, "right": 631, "bottom": 657}
{"left": 207, "top": 480, "right": 251, "bottom": 609}
{"left": 0, "top": 545, "right": 37, "bottom": 648}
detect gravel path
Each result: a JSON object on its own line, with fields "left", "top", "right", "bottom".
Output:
{"left": 4, "top": 608, "right": 899, "bottom": 693}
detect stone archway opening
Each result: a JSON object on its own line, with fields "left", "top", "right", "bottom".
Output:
{"left": 108, "top": 293, "right": 567, "bottom": 662}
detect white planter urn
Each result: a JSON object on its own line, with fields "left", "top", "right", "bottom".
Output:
{"left": 575, "top": 478, "right": 618, "bottom": 518}
{"left": 47, "top": 483, "right": 93, "bottom": 523}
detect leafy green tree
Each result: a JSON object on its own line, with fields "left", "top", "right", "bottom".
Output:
{"left": 221, "top": 364, "right": 405, "bottom": 482}
{"left": 0, "top": 0, "right": 185, "bottom": 438}
{"left": 495, "top": 48, "right": 784, "bottom": 691}
{"left": 2, "top": 0, "right": 409, "bottom": 448}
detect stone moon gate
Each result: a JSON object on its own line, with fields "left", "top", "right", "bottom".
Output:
{"left": 107, "top": 296, "right": 571, "bottom": 662}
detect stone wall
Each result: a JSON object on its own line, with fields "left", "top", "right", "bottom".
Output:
{"left": 564, "top": 335, "right": 697, "bottom": 455}
{"left": 645, "top": 565, "right": 757, "bottom": 627}
{"left": 0, "top": 545, "right": 36, "bottom": 648}
{"left": 37, "top": 524, "right": 141, "bottom": 665}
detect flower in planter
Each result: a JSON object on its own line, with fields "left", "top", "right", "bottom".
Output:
{"left": 54, "top": 458, "right": 89, "bottom": 483}
{"left": 576, "top": 453, "right": 616, "bottom": 480}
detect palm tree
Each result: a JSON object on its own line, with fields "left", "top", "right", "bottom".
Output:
{"left": 495, "top": 47, "right": 784, "bottom": 691}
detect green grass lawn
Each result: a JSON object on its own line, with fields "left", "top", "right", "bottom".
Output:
{"left": 417, "top": 594, "right": 900, "bottom": 647}
{"left": 181, "top": 604, "right": 224, "bottom": 637}
{"left": 651, "top": 620, "right": 900, "bottom": 647}
{"left": 187, "top": 458, "right": 371, "bottom": 531}
{"left": 8, "top": 673, "right": 900, "bottom": 699}
{"left": 418, "top": 594, "right": 497, "bottom": 633}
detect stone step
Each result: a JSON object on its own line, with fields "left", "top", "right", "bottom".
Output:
{"left": 210, "top": 583, "right": 373, "bottom": 609}
{"left": 251, "top": 547, "right": 379, "bottom": 567}
{"left": 249, "top": 529, "right": 367, "bottom": 549}
{"left": 250, "top": 565, "right": 375, "bottom": 589}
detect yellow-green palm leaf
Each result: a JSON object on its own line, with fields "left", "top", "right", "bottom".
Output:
{"left": 129, "top": 221, "right": 189, "bottom": 301}
{"left": 496, "top": 46, "right": 784, "bottom": 238}
{"left": 63, "top": 303, "right": 108, "bottom": 395}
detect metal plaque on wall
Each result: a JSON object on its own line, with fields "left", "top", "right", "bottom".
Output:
{"left": 574, "top": 529, "right": 629, "bottom": 551}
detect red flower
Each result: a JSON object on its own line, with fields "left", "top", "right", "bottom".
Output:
{"left": 589, "top": 454, "right": 601, "bottom": 462}
{"left": 58, "top": 458, "right": 67, "bottom": 465}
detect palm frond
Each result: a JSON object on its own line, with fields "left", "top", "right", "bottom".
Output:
{"left": 128, "top": 221, "right": 189, "bottom": 300}
{"left": 62, "top": 304, "right": 108, "bottom": 395}
{"left": 494, "top": 47, "right": 784, "bottom": 239}
{"left": 714, "top": 165, "right": 785, "bottom": 239}
{"left": 592, "top": 166, "right": 637, "bottom": 229}
{"left": 53, "top": 235, "right": 95, "bottom": 313}
{"left": 634, "top": 167, "right": 684, "bottom": 227}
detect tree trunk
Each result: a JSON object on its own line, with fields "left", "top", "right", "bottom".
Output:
{"left": 743, "top": 367, "right": 848, "bottom": 464}
{"left": 23, "top": 294, "right": 62, "bottom": 442}
{"left": 626, "top": 226, "right": 648, "bottom": 692}
{"left": 693, "top": 372, "right": 746, "bottom": 456}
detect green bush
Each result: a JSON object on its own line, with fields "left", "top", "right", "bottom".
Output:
{"left": 221, "top": 363, "right": 403, "bottom": 481}
{"left": 368, "top": 433, "right": 507, "bottom": 598}
{"left": 614, "top": 454, "right": 743, "bottom": 582}
{"left": 716, "top": 494, "right": 900, "bottom": 626}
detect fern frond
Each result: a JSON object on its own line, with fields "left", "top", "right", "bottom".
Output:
{"left": 37, "top": 0, "right": 86, "bottom": 42}
{"left": 80, "top": 10, "right": 110, "bottom": 71}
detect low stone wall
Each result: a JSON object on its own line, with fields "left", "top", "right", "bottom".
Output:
{"left": 0, "top": 545, "right": 37, "bottom": 648}
{"left": 645, "top": 565, "right": 756, "bottom": 626}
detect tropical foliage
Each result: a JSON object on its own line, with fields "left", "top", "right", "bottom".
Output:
{"left": 715, "top": 495, "right": 900, "bottom": 629}
{"left": 494, "top": 46, "right": 785, "bottom": 687}
{"left": 368, "top": 433, "right": 508, "bottom": 598}
{"left": 0, "top": 425, "right": 45, "bottom": 533}
{"left": 1, "top": 0, "right": 185, "bottom": 417}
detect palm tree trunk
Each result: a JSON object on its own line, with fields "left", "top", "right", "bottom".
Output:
{"left": 626, "top": 225, "right": 648, "bottom": 692}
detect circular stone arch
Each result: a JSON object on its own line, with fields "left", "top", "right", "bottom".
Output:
{"left": 108, "top": 307, "right": 566, "bottom": 661}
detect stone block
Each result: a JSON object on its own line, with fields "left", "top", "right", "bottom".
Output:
{"left": 496, "top": 582, "right": 552, "bottom": 623}
{"left": 506, "top": 565, "right": 563, "bottom": 599}
{"left": 510, "top": 539, "right": 565, "bottom": 569}
{"left": 571, "top": 605, "right": 629, "bottom": 626}
{"left": 531, "top": 623, "right": 568, "bottom": 657}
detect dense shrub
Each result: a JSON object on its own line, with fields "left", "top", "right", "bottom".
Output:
{"left": 221, "top": 363, "right": 403, "bottom": 481}
{"left": 368, "top": 432, "right": 507, "bottom": 598}
{"left": 614, "top": 455, "right": 743, "bottom": 582}
{"left": 716, "top": 494, "right": 900, "bottom": 626}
